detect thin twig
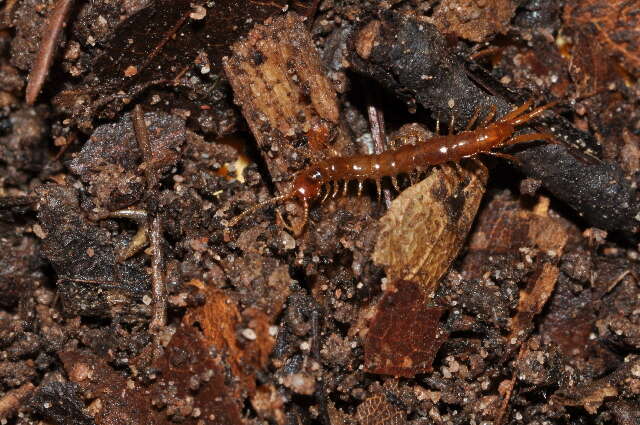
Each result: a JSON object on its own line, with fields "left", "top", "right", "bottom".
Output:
{"left": 132, "top": 105, "right": 166, "bottom": 334}
{"left": 148, "top": 215, "right": 166, "bottom": 332}
{"left": 132, "top": 105, "right": 158, "bottom": 191}
{"left": 138, "top": 9, "right": 190, "bottom": 75}
{"left": 26, "top": 0, "right": 75, "bottom": 105}
{"left": 367, "top": 105, "right": 393, "bottom": 209}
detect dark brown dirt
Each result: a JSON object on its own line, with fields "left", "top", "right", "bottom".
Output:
{"left": 0, "top": 1, "right": 639, "bottom": 424}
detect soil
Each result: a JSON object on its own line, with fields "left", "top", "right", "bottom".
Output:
{"left": 0, "top": 0, "right": 639, "bottom": 424}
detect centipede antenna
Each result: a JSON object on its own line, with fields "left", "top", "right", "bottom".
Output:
{"left": 342, "top": 180, "right": 349, "bottom": 197}
{"left": 486, "top": 151, "right": 521, "bottom": 164}
{"left": 510, "top": 101, "right": 558, "bottom": 126}
{"left": 227, "top": 193, "right": 293, "bottom": 227}
{"left": 500, "top": 99, "right": 534, "bottom": 123}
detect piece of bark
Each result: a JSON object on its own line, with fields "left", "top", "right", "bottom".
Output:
{"left": 463, "top": 196, "right": 568, "bottom": 348}
{"left": 223, "top": 12, "right": 353, "bottom": 192}
{"left": 349, "top": 12, "right": 640, "bottom": 238}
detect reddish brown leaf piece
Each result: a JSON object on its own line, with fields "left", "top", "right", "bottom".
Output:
{"left": 150, "top": 323, "right": 244, "bottom": 424}
{"left": 564, "top": 0, "right": 640, "bottom": 95}
{"left": 183, "top": 283, "right": 278, "bottom": 394}
{"left": 364, "top": 280, "right": 447, "bottom": 377}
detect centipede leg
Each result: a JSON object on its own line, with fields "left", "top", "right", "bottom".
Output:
{"left": 342, "top": 180, "right": 349, "bottom": 197}
{"left": 321, "top": 183, "right": 331, "bottom": 203}
{"left": 435, "top": 114, "right": 441, "bottom": 135}
{"left": 441, "top": 164, "right": 457, "bottom": 188}
{"left": 375, "top": 179, "right": 382, "bottom": 202}
{"left": 357, "top": 180, "right": 364, "bottom": 197}
{"left": 465, "top": 106, "right": 482, "bottom": 130}
{"left": 453, "top": 162, "right": 464, "bottom": 177}
{"left": 390, "top": 176, "right": 400, "bottom": 192}
{"left": 505, "top": 132, "right": 555, "bottom": 146}
{"left": 332, "top": 180, "right": 340, "bottom": 198}
{"left": 510, "top": 102, "right": 558, "bottom": 126}
{"left": 500, "top": 99, "right": 534, "bottom": 123}
{"left": 296, "top": 199, "right": 310, "bottom": 236}
{"left": 486, "top": 151, "right": 522, "bottom": 165}
{"left": 448, "top": 113, "right": 455, "bottom": 135}
{"left": 480, "top": 104, "right": 497, "bottom": 127}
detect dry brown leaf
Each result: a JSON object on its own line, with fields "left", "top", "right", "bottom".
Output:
{"left": 553, "top": 384, "right": 619, "bottom": 414}
{"left": 373, "top": 160, "right": 488, "bottom": 297}
{"left": 364, "top": 280, "right": 446, "bottom": 377}
{"left": 508, "top": 262, "right": 560, "bottom": 345}
{"left": 564, "top": 0, "right": 640, "bottom": 95}
{"left": 183, "top": 284, "right": 276, "bottom": 394}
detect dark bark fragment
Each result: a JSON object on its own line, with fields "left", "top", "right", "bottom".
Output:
{"left": 29, "top": 381, "right": 95, "bottom": 425}
{"left": 349, "top": 11, "right": 640, "bottom": 237}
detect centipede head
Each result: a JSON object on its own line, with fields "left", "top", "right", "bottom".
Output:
{"left": 226, "top": 172, "right": 321, "bottom": 236}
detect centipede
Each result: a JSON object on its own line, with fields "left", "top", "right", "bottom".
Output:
{"left": 227, "top": 99, "right": 557, "bottom": 235}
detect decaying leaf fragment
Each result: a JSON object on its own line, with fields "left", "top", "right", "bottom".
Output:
{"left": 464, "top": 197, "right": 568, "bottom": 347}
{"left": 373, "top": 159, "right": 488, "bottom": 297}
{"left": 183, "top": 282, "right": 280, "bottom": 394}
{"left": 364, "top": 280, "right": 446, "bottom": 377}
{"left": 356, "top": 394, "right": 406, "bottom": 425}
{"left": 565, "top": 0, "right": 640, "bottom": 86}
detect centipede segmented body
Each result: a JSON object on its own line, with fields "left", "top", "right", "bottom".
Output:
{"left": 228, "top": 100, "right": 557, "bottom": 235}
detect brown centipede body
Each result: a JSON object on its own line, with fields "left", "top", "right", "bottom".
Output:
{"left": 227, "top": 99, "right": 557, "bottom": 235}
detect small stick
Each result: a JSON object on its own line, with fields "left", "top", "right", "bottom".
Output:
{"left": 132, "top": 105, "right": 158, "bottom": 191}
{"left": 25, "top": 0, "right": 75, "bottom": 105}
{"left": 132, "top": 106, "right": 166, "bottom": 334}
{"left": 367, "top": 105, "right": 393, "bottom": 209}
{"left": 148, "top": 215, "right": 166, "bottom": 332}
